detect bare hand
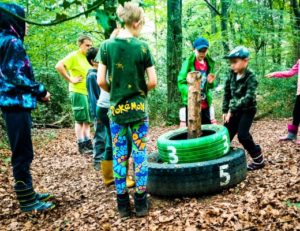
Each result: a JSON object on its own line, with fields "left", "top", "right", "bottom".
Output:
{"left": 41, "top": 91, "right": 51, "bottom": 102}
{"left": 70, "top": 76, "right": 82, "bottom": 84}
{"left": 223, "top": 112, "right": 232, "bottom": 123}
{"left": 265, "top": 73, "right": 274, "bottom": 78}
{"left": 207, "top": 74, "right": 215, "bottom": 84}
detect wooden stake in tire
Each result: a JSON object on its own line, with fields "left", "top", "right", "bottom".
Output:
{"left": 186, "top": 71, "right": 202, "bottom": 139}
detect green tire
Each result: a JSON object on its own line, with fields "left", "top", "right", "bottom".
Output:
{"left": 157, "top": 125, "right": 231, "bottom": 164}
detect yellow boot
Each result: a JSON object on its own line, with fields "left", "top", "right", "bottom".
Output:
{"left": 101, "top": 160, "right": 115, "bottom": 186}
{"left": 126, "top": 162, "right": 135, "bottom": 188}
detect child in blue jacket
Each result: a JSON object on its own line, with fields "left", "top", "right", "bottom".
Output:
{"left": 0, "top": 3, "right": 55, "bottom": 212}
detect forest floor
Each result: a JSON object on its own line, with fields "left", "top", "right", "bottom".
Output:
{"left": 0, "top": 119, "right": 300, "bottom": 231}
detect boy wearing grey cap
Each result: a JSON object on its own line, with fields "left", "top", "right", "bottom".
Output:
{"left": 223, "top": 46, "right": 265, "bottom": 171}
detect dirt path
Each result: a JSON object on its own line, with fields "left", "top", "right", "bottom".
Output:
{"left": 0, "top": 120, "right": 299, "bottom": 231}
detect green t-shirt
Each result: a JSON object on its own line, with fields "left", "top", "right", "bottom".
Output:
{"left": 62, "top": 50, "right": 91, "bottom": 95}
{"left": 97, "top": 37, "right": 154, "bottom": 124}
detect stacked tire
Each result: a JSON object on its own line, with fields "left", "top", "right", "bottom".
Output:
{"left": 147, "top": 125, "right": 247, "bottom": 197}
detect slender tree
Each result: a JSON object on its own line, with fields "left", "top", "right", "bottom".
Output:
{"left": 166, "top": 0, "right": 182, "bottom": 123}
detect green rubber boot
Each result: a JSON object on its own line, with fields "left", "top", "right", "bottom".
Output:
{"left": 14, "top": 181, "right": 55, "bottom": 212}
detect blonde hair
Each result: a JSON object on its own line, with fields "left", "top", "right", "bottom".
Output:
{"left": 116, "top": 2, "right": 145, "bottom": 26}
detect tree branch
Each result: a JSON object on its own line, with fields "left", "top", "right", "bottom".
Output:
{"left": 203, "top": 0, "right": 221, "bottom": 16}
{"left": 0, "top": 1, "right": 104, "bottom": 26}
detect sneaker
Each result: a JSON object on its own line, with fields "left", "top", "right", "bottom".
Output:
{"left": 247, "top": 161, "right": 265, "bottom": 171}
{"left": 84, "top": 139, "right": 93, "bottom": 155}
{"left": 93, "top": 162, "right": 101, "bottom": 171}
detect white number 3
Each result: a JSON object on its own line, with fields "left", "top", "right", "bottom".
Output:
{"left": 219, "top": 164, "right": 230, "bottom": 186}
{"left": 168, "top": 146, "right": 178, "bottom": 164}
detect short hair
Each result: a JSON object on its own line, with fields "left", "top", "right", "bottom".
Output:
{"left": 77, "top": 35, "right": 92, "bottom": 46}
{"left": 116, "top": 2, "right": 144, "bottom": 26}
{"left": 86, "top": 47, "right": 99, "bottom": 65}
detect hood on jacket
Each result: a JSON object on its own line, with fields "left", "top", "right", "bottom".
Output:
{"left": 0, "top": 3, "right": 26, "bottom": 40}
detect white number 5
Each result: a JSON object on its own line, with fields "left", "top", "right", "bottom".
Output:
{"left": 168, "top": 146, "right": 178, "bottom": 164}
{"left": 219, "top": 164, "right": 230, "bottom": 186}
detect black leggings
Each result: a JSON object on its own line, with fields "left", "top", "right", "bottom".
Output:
{"left": 292, "top": 95, "right": 300, "bottom": 126}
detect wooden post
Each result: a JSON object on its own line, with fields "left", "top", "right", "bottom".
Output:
{"left": 186, "top": 71, "right": 202, "bottom": 139}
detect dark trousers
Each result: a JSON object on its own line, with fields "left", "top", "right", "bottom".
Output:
{"left": 1, "top": 108, "right": 33, "bottom": 186}
{"left": 224, "top": 110, "right": 259, "bottom": 155}
{"left": 292, "top": 95, "right": 300, "bottom": 126}
{"left": 185, "top": 107, "right": 211, "bottom": 125}
{"left": 97, "top": 106, "right": 132, "bottom": 160}
{"left": 97, "top": 107, "right": 112, "bottom": 160}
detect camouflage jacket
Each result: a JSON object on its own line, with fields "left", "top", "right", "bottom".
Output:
{"left": 222, "top": 68, "right": 258, "bottom": 113}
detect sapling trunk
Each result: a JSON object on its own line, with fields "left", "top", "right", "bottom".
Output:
{"left": 186, "top": 71, "right": 202, "bottom": 139}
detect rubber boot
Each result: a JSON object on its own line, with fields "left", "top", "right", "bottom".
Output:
{"left": 36, "top": 193, "right": 53, "bottom": 201}
{"left": 247, "top": 145, "right": 265, "bottom": 171}
{"left": 279, "top": 124, "right": 298, "bottom": 141}
{"left": 117, "top": 192, "right": 131, "bottom": 218}
{"left": 14, "top": 181, "right": 55, "bottom": 212}
{"left": 134, "top": 192, "right": 149, "bottom": 217}
{"left": 101, "top": 160, "right": 115, "bottom": 186}
{"left": 126, "top": 161, "right": 135, "bottom": 188}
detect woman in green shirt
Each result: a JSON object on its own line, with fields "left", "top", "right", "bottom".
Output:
{"left": 97, "top": 2, "right": 157, "bottom": 218}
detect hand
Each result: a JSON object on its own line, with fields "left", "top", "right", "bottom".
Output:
{"left": 41, "top": 91, "right": 51, "bottom": 102}
{"left": 265, "top": 73, "right": 274, "bottom": 78}
{"left": 70, "top": 76, "right": 82, "bottom": 84}
{"left": 223, "top": 112, "right": 232, "bottom": 123}
{"left": 207, "top": 74, "right": 215, "bottom": 84}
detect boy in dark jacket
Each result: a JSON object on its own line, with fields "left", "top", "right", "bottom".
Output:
{"left": 86, "top": 47, "right": 105, "bottom": 171}
{"left": 0, "top": 3, "right": 55, "bottom": 212}
{"left": 223, "top": 46, "right": 265, "bottom": 171}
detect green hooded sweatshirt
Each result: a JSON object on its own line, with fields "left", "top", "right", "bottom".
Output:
{"left": 177, "top": 53, "right": 216, "bottom": 106}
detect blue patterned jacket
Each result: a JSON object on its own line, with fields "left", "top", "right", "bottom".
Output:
{"left": 0, "top": 3, "right": 47, "bottom": 109}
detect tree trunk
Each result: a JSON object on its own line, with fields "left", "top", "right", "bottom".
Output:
{"left": 220, "top": 0, "right": 230, "bottom": 53}
{"left": 290, "top": 0, "right": 300, "bottom": 59}
{"left": 186, "top": 71, "right": 202, "bottom": 139}
{"left": 210, "top": 0, "right": 218, "bottom": 34}
{"left": 167, "top": 0, "right": 182, "bottom": 123}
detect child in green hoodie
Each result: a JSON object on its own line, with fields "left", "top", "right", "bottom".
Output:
{"left": 178, "top": 37, "right": 216, "bottom": 126}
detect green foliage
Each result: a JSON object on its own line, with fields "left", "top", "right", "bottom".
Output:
{"left": 0, "top": 0, "right": 298, "bottom": 134}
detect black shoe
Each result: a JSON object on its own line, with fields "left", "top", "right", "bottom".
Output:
{"left": 117, "top": 193, "right": 131, "bottom": 218}
{"left": 247, "top": 161, "right": 265, "bottom": 171}
{"left": 84, "top": 139, "right": 93, "bottom": 155}
{"left": 78, "top": 142, "right": 86, "bottom": 154}
{"left": 134, "top": 192, "right": 149, "bottom": 217}
{"left": 93, "top": 162, "right": 101, "bottom": 171}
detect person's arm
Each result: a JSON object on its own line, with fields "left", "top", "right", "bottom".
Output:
{"left": 2, "top": 39, "right": 48, "bottom": 99}
{"left": 222, "top": 73, "right": 231, "bottom": 114}
{"left": 266, "top": 60, "right": 299, "bottom": 78}
{"left": 146, "top": 66, "right": 157, "bottom": 91}
{"left": 177, "top": 59, "right": 189, "bottom": 103}
{"left": 55, "top": 58, "right": 82, "bottom": 84}
{"left": 97, "top": 63, "right": 109, "bottom": 92}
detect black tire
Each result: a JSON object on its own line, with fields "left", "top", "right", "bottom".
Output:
{"left": 147, "top": 148, "right": 247, "bottom": 197}
{"left": 157, "top": 125, "right": 230, "bottom": 164}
